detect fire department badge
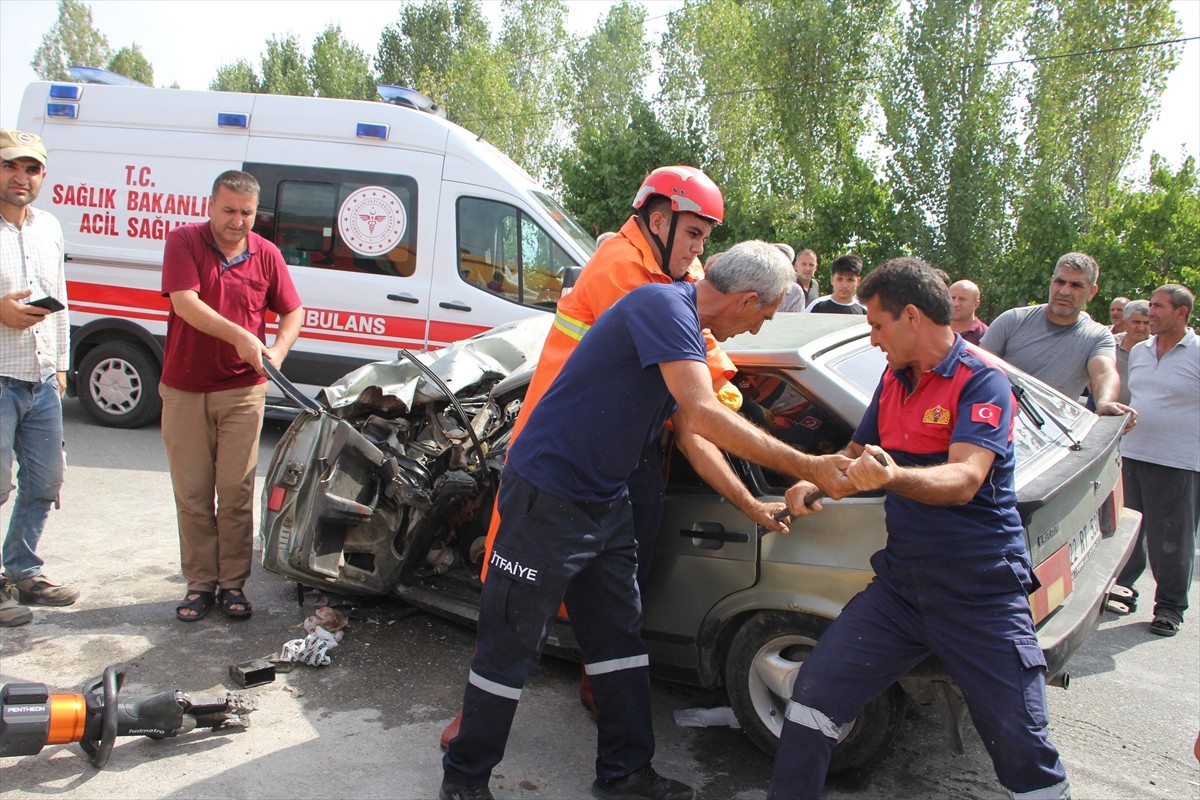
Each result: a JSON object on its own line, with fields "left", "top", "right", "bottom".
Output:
{"left": 338, "top": 186, "right": 407, "bottom": 256}
{"left": 922, "top": 405, "right": 950, "bottom": 425}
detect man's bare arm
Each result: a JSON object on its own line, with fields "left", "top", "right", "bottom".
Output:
{"left": 673, "top": 423, "right": 789, "bottom": 533}
{"left": 265, "top": 306, "right": 305, "bottom": 367}
{"left": 169, "top": 289, "right": 266, "bottom": 373}
{"left": 660, "top": 359, "right": 852, "bottom": 498}
{"left": 1087, "top": 354, "right": 1136, "bottom": 428}
{"left": 845, "top": 442, "right": 994, "bottom": 506}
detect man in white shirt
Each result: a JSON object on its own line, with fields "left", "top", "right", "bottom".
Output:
{"left": 1114, "top": 284, "right": 1199, "bottom": 637}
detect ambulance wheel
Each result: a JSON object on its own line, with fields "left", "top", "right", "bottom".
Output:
{"left": 725, "top": 611, "right": 907, "bottom": 773}
{"left": 77, "top": 342, "right": 162, "bottom": 428}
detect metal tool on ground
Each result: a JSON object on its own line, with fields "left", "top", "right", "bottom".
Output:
{"left": 771, "top": 451, "right": 892, "bottom": 524}
{"left": 0, "top": 662, "right": 255, "bottom": 768}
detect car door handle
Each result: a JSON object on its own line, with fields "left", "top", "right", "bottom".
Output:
{"left": 439, "top": 301, "right": 472, "bottom": 312}
{"left": 387, "top": 293, "right": 419, "bottom": 304}
{"left": 680, "top": 524, "right": 750, "bottom": 549}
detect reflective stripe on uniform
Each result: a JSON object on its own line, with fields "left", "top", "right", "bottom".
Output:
{"left": 784, "top": 700, "right": 841, "bottom": 740}
{"left": 583, "top": 654, "right": 650, "bottom": 677}
{"left": 468, "top": 669, "right": 522, "bottom": 701}
{"left": 1009, "top": 777, "right": 1072, "bottom": 800}
{"left": 552, "top": 310, "right": 590, "bottom": 342}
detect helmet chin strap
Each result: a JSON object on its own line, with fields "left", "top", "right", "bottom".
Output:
{"left": 642, "top": 208, "right": 684, "bottom": 281}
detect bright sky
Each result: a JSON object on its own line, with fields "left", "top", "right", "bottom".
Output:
{"left": 1, "top": 0, "right": 1196, "bottom": 179}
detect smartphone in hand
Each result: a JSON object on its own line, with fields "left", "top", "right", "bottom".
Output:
{"left": 27, "top": 296, "right": 66, "bottom": 313}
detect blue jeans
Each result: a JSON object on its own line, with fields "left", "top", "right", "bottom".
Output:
{"left": 0, "top": 376, "right": 65, "bottom": 580}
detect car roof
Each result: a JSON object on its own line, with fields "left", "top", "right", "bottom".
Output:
{"left": 723, "top": 313, "right": 868, "bottom": 354}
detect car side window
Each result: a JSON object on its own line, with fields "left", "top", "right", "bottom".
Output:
{"left": 245, "top": 164, "right": 418, "bottom": 278}
{"left": 457, "top": 197, "right": 570, "bottom": 309}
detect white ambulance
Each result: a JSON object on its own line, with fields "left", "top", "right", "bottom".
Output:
{"left": 17, "top": 76, "right": 594, "bottom": 427}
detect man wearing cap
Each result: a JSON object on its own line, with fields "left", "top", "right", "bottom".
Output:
{"left": 0, "top": 129, "right": 76, "bottom": 627}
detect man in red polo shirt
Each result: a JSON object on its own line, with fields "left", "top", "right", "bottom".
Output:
{"left": 160, "top": 170, "right": 304, "bottom": 622}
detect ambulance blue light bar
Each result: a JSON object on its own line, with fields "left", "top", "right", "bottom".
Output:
{"left": 47, "top": 103, "right": 79, "bottom": 119}
{"left": 49, "top": 84, "right": 83, "bottom": 100}
{"left": 218, "top": 113, "right": 249, "bottom": 129}
{"left": 356, "top": 122, "right": 389, "bottom": 140}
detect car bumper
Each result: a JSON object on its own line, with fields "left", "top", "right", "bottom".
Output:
{"left": 1038, "top": 506, "right": 1140, "bottom": 677}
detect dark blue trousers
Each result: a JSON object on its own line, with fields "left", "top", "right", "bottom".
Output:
{"left": 443, "top": 472, "right": 654, "bottom": 787}
{"left": 768, "top": 549, "right": 1069, "bottom": 800}
{"left": 1117, "top": 458, "right": 1200, "bottom": 622}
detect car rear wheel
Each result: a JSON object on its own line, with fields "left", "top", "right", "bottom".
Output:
{"left": 725, "top": 611, "right": 907, "bottom": 773}
{"left": 77, "top": 341, "right": 162, "bottom": 429}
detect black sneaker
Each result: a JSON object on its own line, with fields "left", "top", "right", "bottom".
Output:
{"left": 439, "top": 781, "right": 494, "bottom": 800}
{"left": 592, "top": 764, "right": 695, "bottom": 800}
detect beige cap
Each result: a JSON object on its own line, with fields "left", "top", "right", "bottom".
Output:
{"left": 0, "top": 129, "right": 48, "bottom": 166}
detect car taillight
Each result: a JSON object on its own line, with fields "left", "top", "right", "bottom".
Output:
{"left": 267, "top": 485, "right": 287, "bottom": 512}
{"left": 1030, "top": 544, "right": 1074, "bottom": 625}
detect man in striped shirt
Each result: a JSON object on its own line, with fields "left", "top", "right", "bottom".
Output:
{"left": 0, "top": 129, "right": 75, "bottom": 627}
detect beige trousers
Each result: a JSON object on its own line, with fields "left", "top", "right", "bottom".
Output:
{"left": 160, "top": 381, "right": 267, "bottom": 593}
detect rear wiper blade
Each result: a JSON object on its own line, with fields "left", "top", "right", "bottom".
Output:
{"left": 1011, "top": 379, "right": 1081, "bottom": 451}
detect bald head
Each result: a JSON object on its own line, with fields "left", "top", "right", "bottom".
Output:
{"left": 949, "top": 279, "right": 982, "bottom": 325}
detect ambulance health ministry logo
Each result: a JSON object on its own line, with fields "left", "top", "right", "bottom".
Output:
{"left": 338, "top": 186, "right": 407, "bottom": 256}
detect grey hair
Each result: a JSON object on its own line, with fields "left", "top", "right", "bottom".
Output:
{"left": 705, "top": 240, "right": 795, "bottom": 306}
{"left": 1055, "top": 252, "right": 1099, "bottom": 286}
{"left": 1122, "top": 299, "right": 1150, "bottom": 317}
{"left": 212, "top": 169, "right": 260, "bottom": 198}
{"left": 1154, "top": 284, "right": 1195, "bottom": 316}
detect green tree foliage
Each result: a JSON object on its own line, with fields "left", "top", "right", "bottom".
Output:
{"left": 31, "top": 0, "right": 111, "bottom": 80}
{"left": 491, "top": 0, "right": 573, "bottom": 182}
{"left": 1077, "top": 154, "right": 1200, "bottom": 320}
{"left": 567, "top": 0, "right": 651, "bottom": 135}
{"left": 881, "top": 0, "right": 1024, "bottom": 285}
{"left": 1023, "top": 0, "right": 1181, "bottom": 222}
{"left": 260, "top": 34, "right": 313, "bottom": 96}
{"left": 376, "top": 0, "right": 488, "bottom": 90}
{"left": 311, "top": 25, "right": 376, "bottom": 100}
{"left": 561, "top": 99, "right": 700, "bottom": 237}
{"left": 210, "top": 59, "right": 262, "bottom": 93}
{"left": 1002, "top": 0, "right": 1182, "bottom": 312}
{"left": 107, "top": 43, "right": 153, "bottom": 85}
{"left": 656, "top": 0, "right": 895, "bottom": 252}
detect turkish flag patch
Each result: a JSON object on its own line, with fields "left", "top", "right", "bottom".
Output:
{"left": 971, "top": 403, "right": 1001, "bottom": 428}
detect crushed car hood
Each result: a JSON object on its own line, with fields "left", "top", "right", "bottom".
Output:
{"left": 319, "top": 314, "right": 553, "bottom": 416}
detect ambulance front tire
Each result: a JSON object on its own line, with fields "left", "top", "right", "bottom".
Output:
{"left": 76, "top": 342, "right": 162, "bottom": 429}
{"left": 725, "top": 611, "right": 907, "bottom": 774}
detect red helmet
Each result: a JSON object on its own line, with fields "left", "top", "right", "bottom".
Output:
{"left": 632, "top": 166, "right": 724, "bottom": 225}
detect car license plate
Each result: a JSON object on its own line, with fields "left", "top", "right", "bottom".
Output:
{"left": 1068, "top": 513, "right": 1101, "bottom": 577}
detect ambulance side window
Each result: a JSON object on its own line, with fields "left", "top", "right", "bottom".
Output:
{"left": 457, "top": 197, "right": 570, "bottom": 309}
{"left": 246, "top": 164, "right": 417, "bottom": 278}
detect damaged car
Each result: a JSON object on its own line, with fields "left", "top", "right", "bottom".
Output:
{"left": 259, "top": 312, "right": 1140, "bottom": 772}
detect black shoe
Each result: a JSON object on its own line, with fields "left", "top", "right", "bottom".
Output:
{"left": 592, "top": 764, "right": 695, "bottom": 800}
{"left": 439, "top": 781, "right": 494, "bottom": 800}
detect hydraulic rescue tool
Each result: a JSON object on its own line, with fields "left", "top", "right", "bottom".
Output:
{"left": 0, "top": 662, "right": 255, "bottom": 768}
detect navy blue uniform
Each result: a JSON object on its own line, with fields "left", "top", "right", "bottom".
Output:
{"left": 443, "top": 282, "right": 706, "bottom": 788}
{"left": 768, "top": 336, "right": 1071, "bottom": 800}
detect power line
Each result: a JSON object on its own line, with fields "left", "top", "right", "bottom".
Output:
{"left": 974, "top": 34, "right": 1197, "bottom": 69}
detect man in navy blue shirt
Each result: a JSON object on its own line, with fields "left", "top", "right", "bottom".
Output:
{"left": 440, "top": 241, "right": 853, "bottom": 800}
{"left": 770, "top": 257, "right": 1070, "bottom": 800}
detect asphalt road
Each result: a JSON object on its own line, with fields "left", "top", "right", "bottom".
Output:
{"left": 0, "top": 401, "right": 1197, "bottom": 799}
